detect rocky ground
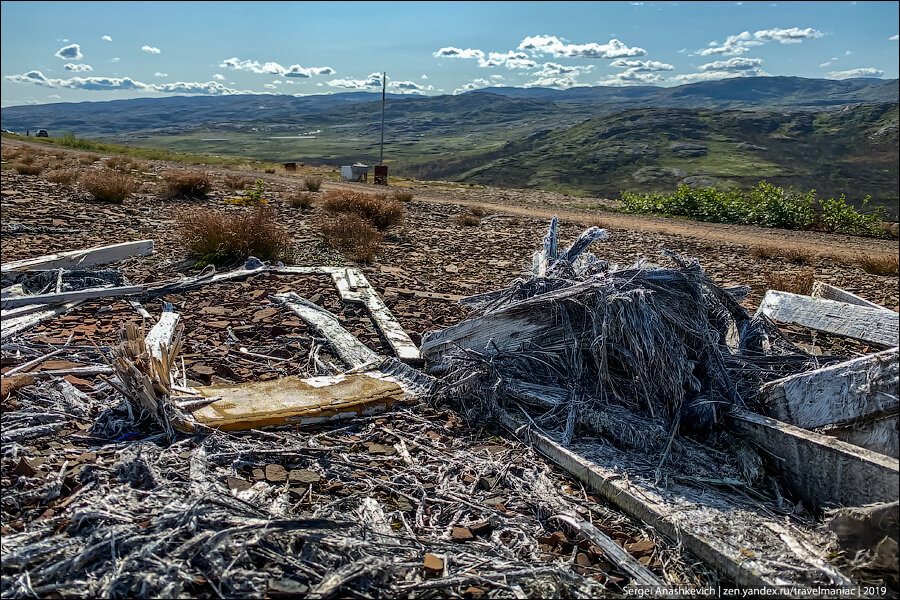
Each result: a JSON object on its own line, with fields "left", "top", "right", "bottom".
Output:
{"left": 1, "top": 138, "right": 897, "bottom": 597}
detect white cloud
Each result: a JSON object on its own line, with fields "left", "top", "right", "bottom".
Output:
{"left": 827, "top": 67, "right": 884, "bottom": 79}
{"left": 421, "top": 74, "right": 428, "bottom": 79}
{"left": 48, "top": 94, "right": 61, "bottom": 99}
{"left": 891, "top": 34, "right": 899, "bottom": 41}
{"left": 219, "top": 57, "right": 334, "bottom": 78}
{"left": 596, "top": 71, "right": 666, "bottom": 86}
{"left": 389, "top": 80, "right": 433, "bottom": 94}
{"left": 698, "top": 31, "right": 761, "bottom": 56}
{"left": 154, "top": 72, "right": 168, "bottom": 77}
{"left": 212, "top": 73, "right": 225, "bottom": 81}
{"left": 844, "top": 50, "right": 853, "bottom": 56}
{"left": 264, "top": 83, "right": 277, "bottom": 89}
{"left": 518, "top": 34, "right": 646, "bottom": 58}
{"left": 433, "top": 47, "right": 485, "bottom": 59}
{"left": 698, "top": 56, "right": 763, "bottom": 71}
{"left": 479, "top": 51, "right": 536, "bottom": 69}
{"left": 754, "top": 27, "right": 823, "bottom": 44}
{"left": 54, "top": 44, "right": 83, "bottom": 60}
{"left": 453, "top": 78, "right": 491, "bottom": 94}
{"left": 101, "top": 35, "right": 112, "bottom": 42}
{"left": 609, "top": 58, "right": 674, "bottom": 72}
{"left": 699, "top": 27, "right": 822, "bottom": 56}
{"left": 141, "top": 45, "right": 161, "bottom": 54}
{"left": 491, "top": 74, "right": 504, "bottom": 80}
{"left": 533, "top": 62, "right": 594, "bottom": 77}
{"left": 5, "top": 70, "right": 250, "bottom": 95}
{"left": 326, "top": 72, "right": 383, "bottom": 90}
{"left": 64, "top": 63, "right": 93, "bottom": 72}
{"left": 819, "top": 61, "right": 833, "bottom": 67}
{"left": 110, "top": 57, "right": 120, "bottom": 63}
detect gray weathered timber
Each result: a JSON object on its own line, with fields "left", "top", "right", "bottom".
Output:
{"left": 812, "top": 281, "right": 893, "bottom": 313}
{"left": 0, "top": 240, "right": 154, "bottom": 279}
{"left": 1, "top": 284, "right": 145, "bottom": 310}
{"left": 0, "top": 301, "right": 83, "bottom": 341}
{"left": 496, "top": 411, "right": 835, "bottom": 589}
{"left": 275, "top": 292, "right": 378, "bottom": 369}
{"left": 820, "top": 415, "right": 899, "bottom": 459}
{"left": 331, "top": 269, "right": 419, "bottom": 361}
{"left": 760, "top": 348, "right": 899, "bottom": 429}
{"left": 728, "top": 408, "right": 900, "bottom": 509}
{"left": 757, "top": 290, "right": 899, "bottom": 348}
{"left": 145, "top": 307, "right": 180, "bottom": 362}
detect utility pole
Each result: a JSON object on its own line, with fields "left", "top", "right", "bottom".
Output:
{"left": 379, "top": 71, "right": 386, "bottom": 165}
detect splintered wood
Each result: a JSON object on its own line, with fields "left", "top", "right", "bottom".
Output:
{"left": 190, "top": 373, "right": 409, "bottom": 430}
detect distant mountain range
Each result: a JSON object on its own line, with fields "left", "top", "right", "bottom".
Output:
{"left": 2, "top": 76, "right": 897, "bottom": 215}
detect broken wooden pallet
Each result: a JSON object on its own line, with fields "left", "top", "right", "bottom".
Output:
{"left": 1, "top": 240, "right": 153, "bottom": 281}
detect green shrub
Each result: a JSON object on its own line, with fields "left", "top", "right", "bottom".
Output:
{"left": 59, "top": 132, "right": 96, "bottom": 150}
{"left": 820, "top": 195, "right": 885, "bottom": 236}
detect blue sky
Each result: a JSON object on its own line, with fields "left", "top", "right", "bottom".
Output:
{"left": 1, "top": 1, "right": 897, "bottom": 107}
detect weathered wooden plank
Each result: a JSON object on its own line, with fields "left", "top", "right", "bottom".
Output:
{"left": 275, "top": 292, "right": 378, "bottom": 369}
{"left": 820, "top": 415, "right": 899, "bottom": 459}
{"left": 1, "top": 285, "right": 145, "bottom": 310}
{"left": 757, "top": 290, "right": 898, "bottom": 348}
{"left": 1, "top": 303, "right": 57, "bottom": 320}
{"left": 761, "top": 347, "right": 899, "bottom": 429}
{"left": 0, "top": 301, "right": 83, "bottom": 341}
{"left": 190, "top": 372, "right": 409, "bottom": 431}
{"left": 496, "top": 410, "right": 823, "bottom": 589}
{"left": 145, "top": 308, "right": 180, "bottom": 361}
{"left": 332, "top": 269, "right": 420, "bottom": 362}
{"left": 1, "top": 240, "right": 153, "bottom": 277}
{"left": 728, "top": 408, "right": 899, "bottom": 509}
{"left": 812, "top": 281, "right": 893, "bottom": 313}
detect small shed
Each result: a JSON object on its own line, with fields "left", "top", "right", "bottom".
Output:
{"left": 340, "top": 163, "right": 369, "bottom": 183}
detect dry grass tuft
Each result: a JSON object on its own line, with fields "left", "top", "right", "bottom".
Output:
{"left": 453, "top": 212, "right": 482, "bottom": 227}
{"left": 77, "top": 153, "right": 100, "bottom": 165}
{"left": 81, "top": 169, "right": 136, "bottom": 203}
{"left": 856, "top": 253, "right": 899, "bottom": 276}
{"left": 322, "top": 189, "right": 403, "bottom": 230}
{"left": 163, "top": 169, "right": 212, "bottom": 197}
{"left": 764, "top": 268, "right": 815, "bottom": 295}
{"left": 393, "top": 190, "right": 414, "bottom": 202}
{"left": 224, "top": 174, "right": 252, "bottom": 190}
{"left": 17, "top": 152, "right": 38, "bottom": 165}
{"left": 321, "top": 214, "right": 384, "bottom": 263}
{"left": 303, "top": 176, "right": 324, "bottom": 192}
{"left": 179, "top": 206, "right": 294, "bottom": 266}
{"left": 44, "top": 168, "right": 78, "bottom": 186}
{"left": 751, "top": 245, "right": 816, "bottom": 264}
{"left": 14, "top": 161, "right": 45, "bottom": 175}
{"left": 468, "top": 205, "right": 488, "bottom": 217}
{"left": 1, "top": 146, "right": 21, "bottom": 161}
{"left": 264, "top": 167, "right": 276, "bottom": 174}
{"left": 286, "top": 191, "right": 315, "bottom": 209}
{"left": 105, "top": 155, "right": 134, "bottom": 171}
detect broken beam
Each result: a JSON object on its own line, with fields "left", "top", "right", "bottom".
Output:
{"left": 728, "top": 408, "right": 899, "bottom": 509}
{"left": 275, "top": 292, "right": 378, "bottom": 370}
{"left": 760, "top": 347, "right": 899, "bottom": 430}
{"left": 757, "top": 290, "right": 898, "bottom": 348}
{"left": 1, "top": 240, "right": 153, "bottom": 280}
{"left": 1, "top": 284, "right": 145, "bottom": 310}
{"left": 812, "top": 281, "right": 893, "bottom": 313}
{"left": 145, "top": 306, "right": 180, "bottom": 361}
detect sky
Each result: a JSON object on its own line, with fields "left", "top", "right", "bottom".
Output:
{"left": 1, "top": 1, "right": 898, "bottom": 107}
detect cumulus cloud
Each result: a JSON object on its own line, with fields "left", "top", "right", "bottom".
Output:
{"left": 219, "top": 57, "right": 334, "bottom": 78}
{"left": 141, "top": 45, "right": 161, "bottom": 54}
{"left": 453, "top": 78, "right": 491, "bottom": 94}
{"left": 326, "top": 72, "right": 383, "bottom": 90}
{"left": 754, "top": 27, "right": 823, "bottom": 44}
{"left": 102, "top": 35, "right": 112, "bottom": 42}
{"left": 5, "top": 70, "right": 249, "bottom": 95}
{"left": 891, "top": 34, "right": 899, "bottom": 41}
{"left": 827, "top": 67, "right": 884, "bottom": 79}
{"left": 518, "top": 35, "right": 646, "bottom": 58}
{"left": 64, "top": 63, "right": 93, "bottom": 72}
{"left": 819, "top": 61, "right": 833, "bottom": 67}
{"left": 389, "top": 80, "right": 433, "bottom": 94}
{"left": 698, "top": 57, "right": 763, "bottom": 71}
{"left": 479, "top": 51, "right": 536, "bottom": 69}
{"left": 110, "top": 57, "right": 120, "bottom": 63}
{"left": 154, "top": 72, "right": 168, "bottom": 77}
{"left": 596, "top": 71, "right": 666, "bottom": 86}
{"left": 421, "top": 74, "right": 428, "bottom": 79}
{"left": 433, "top": 47, "right": 485, "bottom": 59}
{"left": 609, "top": 58, "right": 674, "bottom": 72}
{"left": 700, "top": 27, "right": 823, "bottom": 55}
{"left": 55, "top": 44, "right": 83, "bottom": 60}
{"left": 533, "top": 62, "right": 594, "bottom": 77}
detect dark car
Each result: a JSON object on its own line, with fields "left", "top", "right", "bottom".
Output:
{"left": 35, "top": 129, "right": 49, "bottom": 137}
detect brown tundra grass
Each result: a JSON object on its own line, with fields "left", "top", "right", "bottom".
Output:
{"left": 286, "top": 191, "right": 315, "bottom": 209}
{"left": 81, "top": 169, "right": 136, "bottom": 203}
{"left": 78, "top": 154, "right": 100, "bottom": 165}
{"left": 453, "top": 211, "right": 482, "bottom": 227}
{"left": 179, "top": 206, "right": 294, "bottom": 266}
{"left": 105, "top": 156, "right": 134, "bottom": 171}
{"left": 750, "top": 245, "right": 816, "bottom": 265}
{"left": 44, "top": 168, "right": 78, "bottom": 186}
{"left": 14, "top": 162, "right": 45, "bottom": 175}
{"left": 322, "top": 189, "right": 403, "bottom": 230}
{"left": 163, "top": 169, "right": 213, "bottom": 197}
{"left": 303, "top": 176, "right": 324, "bottom": 192}
{"left": 856, "top": 253, "right": 899, "bottom": 276}
{"left": 321, "top": 214, "right": 385, "bottom": 263}
{"left": 224, "top": 174, "right": 253, "bottom": 190}
{"left": 764, "top": 268, "right": 815, "bottom": 295}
